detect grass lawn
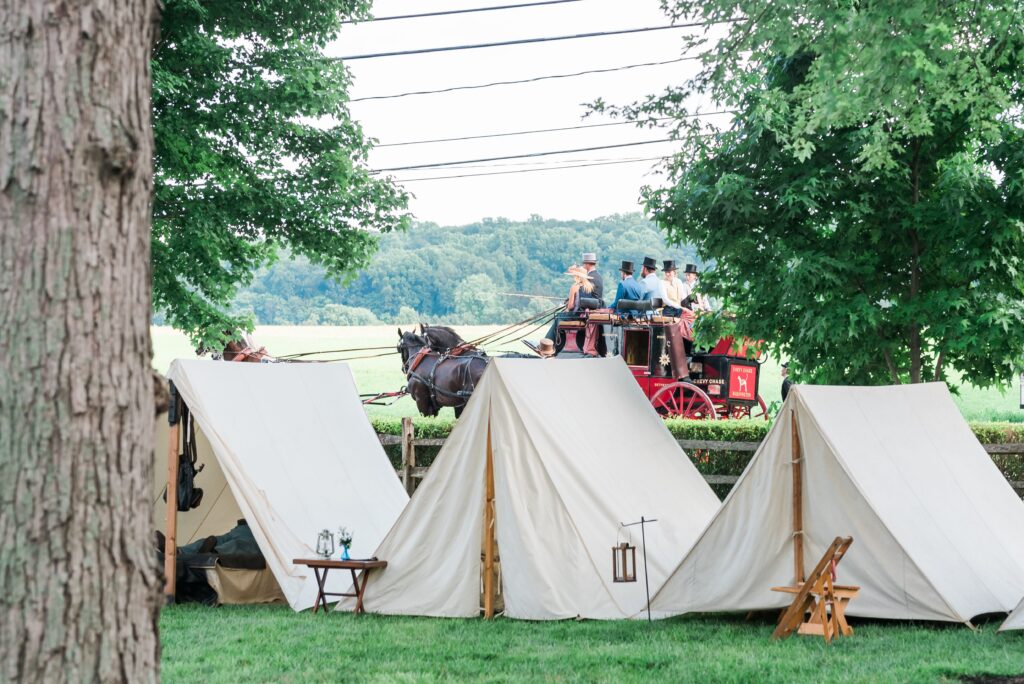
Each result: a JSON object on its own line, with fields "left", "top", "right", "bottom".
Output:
{"left": 160, "top": 604, "right": 1023, "bottom": 683}
{"left": 152, "top": 325, "right": 1024, "bottom": 422}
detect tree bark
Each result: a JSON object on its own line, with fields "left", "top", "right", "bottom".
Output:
{"left": 0, "top": 0, "right": 161, "bottom": 681}
{"left": 907, "top": 139, "right": 924, "bottom": 384}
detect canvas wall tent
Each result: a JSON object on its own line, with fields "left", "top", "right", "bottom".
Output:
{"left": 1001, "top": 597, "right": 1024, "bottom": 631}
{"left": 157, "top": 360, "right": 409, "bottom": 611}
{"left": 342, "top": 357, "right": 721, "bottom": 620}
{"left": 648, "top": 383, "right": 1024, "bottom": 624}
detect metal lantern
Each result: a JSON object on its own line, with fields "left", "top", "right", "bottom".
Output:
{"left": 315, "top": 529, "right": 335, "bottom": 558}
{"left": 612, "top": 541, "right": 637, "bottom": 583}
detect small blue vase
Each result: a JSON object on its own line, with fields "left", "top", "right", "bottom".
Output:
{"left": 341, "top": 545, "right": 351, "bottom": 560}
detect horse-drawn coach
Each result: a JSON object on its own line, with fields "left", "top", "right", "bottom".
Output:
{"left": 551, "top": 312, "right": 768, "bottom": 420}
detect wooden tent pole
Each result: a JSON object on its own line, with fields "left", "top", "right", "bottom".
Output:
{"left": 483, "top": 420, "right": 496, "bottom": 619}
{"left": 164, "top": 383, "right": 180, "bottom": 603}
{"left": 791, "top": 409, "right": 804, "bottom": 584}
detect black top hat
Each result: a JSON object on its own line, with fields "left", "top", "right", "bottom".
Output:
{"left": 642, "top": 256, "right": 658, "bottom": 271}
{"left": 663, "top": 260, "right": 677, "bottom": 272}
{"left": 683, "top": 263, "right": 699, "bottom": 275}
{"left": 619, "top": 260, "right": 635, "bottom": 274}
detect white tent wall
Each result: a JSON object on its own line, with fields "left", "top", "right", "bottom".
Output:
{"left": 647, "top": 401, "right": 798, "bottom": 618}
{"left": 491, "top": 359, "right": 721, "bottom": 620}
{"left": 165, "top": 360, "right": 409, "bottom": 611}
{"left": 650, "top": 384, "right": 1024, "bottom": 623}
{"left": 345, "top": 368, "right": 492, "bottom": 617}
{"left": 349, "top": 357, "right": 721, "bottom": 620}
{"left": 1001, "top": 597, "right": 1024, "bottom": 631}
{"left": 802, "top": 384, "right": 1024, "bottom": 620}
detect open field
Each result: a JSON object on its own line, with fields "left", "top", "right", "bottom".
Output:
{"left": 153, "top": 325, "right": 1024, "bottom": 422}
{"left": 161, "top": 604, "right": 1023, "bottom": 683}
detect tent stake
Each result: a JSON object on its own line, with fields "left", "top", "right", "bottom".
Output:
{"left": 791, "top": 410, "right": 804, "bottom": 584}
{"left": 164, "top": 382, "right": 181, "bottom": 603}
{"left": 483, "top": 420, "right": 496, "bottom": 619}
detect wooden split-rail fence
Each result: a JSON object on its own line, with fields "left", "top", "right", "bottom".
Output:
{"left": 380, "top": 418, "right": 1024, "bottom": 497}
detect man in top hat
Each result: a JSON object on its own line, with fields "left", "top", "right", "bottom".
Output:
{"left": 639, "top": 256, "right": 666, "bottom": 302}
{"left": 611, "top": 260, "right": 645, "bottom": 311}
{"left": 661, "top": 260, "right": 685, "bottom": 316}
{"left": 581, "top": 252, "right": 604, "bottom": 304}
{"left": 680, "top": 263, "right": 711, "bottom": 311}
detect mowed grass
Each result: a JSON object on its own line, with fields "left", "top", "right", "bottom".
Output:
{"left": 160, "top": 604, "right": 1024, "bottom": 683}
{"left": 152, "top": 325, "right": 1023, "bottom": 421}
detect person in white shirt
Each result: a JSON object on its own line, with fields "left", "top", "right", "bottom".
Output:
{"left": 680, "top": 263, "right": 712, "bottom": 311}
{"left": 639, "top": 256, "right": 666, "bottom": 302}
{"left": 661, "top": 260, "right": 685, "bottom": 315}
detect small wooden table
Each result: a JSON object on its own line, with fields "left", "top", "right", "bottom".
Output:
{"left": 293, "top": 558, "right": 387, "bottom": 614}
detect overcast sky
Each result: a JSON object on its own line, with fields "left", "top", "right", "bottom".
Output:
{"left": 329, "top": 0, "right": 724, "bottom": 225}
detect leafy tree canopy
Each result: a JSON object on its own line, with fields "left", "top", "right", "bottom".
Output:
{"left": 152, "top": 0, "right": 409, "bottom": 350}
{"left": 602, "top": 1, "right": 1024, "bottom": 386}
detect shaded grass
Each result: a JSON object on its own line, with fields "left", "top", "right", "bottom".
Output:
{"left": 160, "top": 604, "right": 1024, "bottom": 683}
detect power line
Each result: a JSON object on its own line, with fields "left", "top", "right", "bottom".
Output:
{"left": 396, "top": 156, "right": 668, "bottom": 182}
{"left": 401, "top": 154, "right": 657, "bottom": 171}
{"left": 350, "top": 56, "right": 699, "bottom": 102}
{"left": 337, "top": 18, "right": 740, "bottom": 60}
{"left": 376, "top": 111, "right": 734, "bottom": 147}
{"left": 342, "top": 0, "right": 585, "bottom": 23}
{"left": 373, "top": 139, "right": 675, "bottom": 173}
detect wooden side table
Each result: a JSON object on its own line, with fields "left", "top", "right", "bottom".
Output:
{"left": 293, "top": 558, "right": 388, "bottom": 614}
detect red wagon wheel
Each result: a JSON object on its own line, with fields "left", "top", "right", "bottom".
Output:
{"left": 650, "top": 381, "right": 718, "bottom": 420}
{"left": 728, "top": 395, "right": 770, "bottom": 421}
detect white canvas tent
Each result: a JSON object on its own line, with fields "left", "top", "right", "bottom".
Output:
{"left": 343, "top": 357, "right": 721, "bottom": 620}
{"left": 649, "top": 383, "right": 1024, "bottom": 624}
{"left": 1001, "top": 597, "right": 1024, "bottom": 631}
{"left": 158, "top": 360, "right": 408, "bottom": 611}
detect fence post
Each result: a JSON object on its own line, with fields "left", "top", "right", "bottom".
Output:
{"left": 402, "top": 417, "right": 416, "bottom": 495}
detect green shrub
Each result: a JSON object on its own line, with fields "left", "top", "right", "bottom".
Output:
{"left": 372, "top": 416, "right": 1024, "bottom": 445}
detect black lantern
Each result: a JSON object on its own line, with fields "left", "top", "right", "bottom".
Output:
{"left": 612, "top": 541, "right": 637, "bottom": 583}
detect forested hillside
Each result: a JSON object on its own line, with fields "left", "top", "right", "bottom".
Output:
{"left": 170, "top": 214, "right": 699, "bottom": 325}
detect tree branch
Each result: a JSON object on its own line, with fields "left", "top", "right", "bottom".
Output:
{"left": 884, "top": 349, "right": 902, "bottom": 384}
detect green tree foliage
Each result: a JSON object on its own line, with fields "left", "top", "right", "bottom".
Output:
{"left": 152, "top": 0, "right": 409, "bottom": 350}
{"left": 607, "top": 1, "right": 1024, "bottom": 386}
{"left": 222, "top": 213, "right": 698, "bottom": 324}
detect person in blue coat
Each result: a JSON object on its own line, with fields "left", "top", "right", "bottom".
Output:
{"left": 612, "top": 260, "right": 645, "bottom": 310}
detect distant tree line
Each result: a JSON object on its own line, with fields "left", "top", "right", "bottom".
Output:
{"left": 151, "top": 214, "right": 699, "bottom": 326}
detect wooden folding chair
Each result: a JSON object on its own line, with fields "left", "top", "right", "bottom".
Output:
{"left": 771, "top": 536, "right": 858, "bottom": 643}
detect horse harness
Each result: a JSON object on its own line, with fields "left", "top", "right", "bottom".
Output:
{"left": 404, "top": 344, "right": 487, "bottom": 412}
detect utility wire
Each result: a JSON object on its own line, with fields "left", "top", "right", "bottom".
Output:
{"left": 374, "top": 138, "right": 674, "bottom": 172}
{"left": 350, "top": 56, "right": 699, "bottom": 102}
{"left": 342, "top": 0, "right": 585, "bottom": 23}
{"left": 398, "top": 155, "right": 655, "bottom": 171}
{"left": 337, "top": 18, "right": 741, "bottom": 60}
{"left": 396, "top": 156, "right": 668, "bottom": 182}
{"left": 375, "top": 111, "right": 734, "bottom": 147}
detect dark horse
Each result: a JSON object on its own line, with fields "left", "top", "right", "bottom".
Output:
{"left": 397, "top": 329, "right": 487, "bottom": 418}
{"left": 417, "top": 322, "right": 466, "bottom": 353}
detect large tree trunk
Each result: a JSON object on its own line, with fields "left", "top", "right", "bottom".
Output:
{"left": 0, "top": 1, "right": 161, "bottom": 681}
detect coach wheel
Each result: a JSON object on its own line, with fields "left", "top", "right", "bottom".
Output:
{"left": 650, "top": 381, "right": 718, "bottom": 420}
{"left": 729, "top": 395, "right": 770, "bottom": 421}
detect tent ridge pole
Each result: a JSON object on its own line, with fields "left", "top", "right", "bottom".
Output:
{"left": 164, "top": 382, "right": 181, "bottom": 603}
{"left": 483, "top": 416, "right": 496, "bottom": 619}
{"left": 791, "top": 409, "right": 804, "bottom": 584}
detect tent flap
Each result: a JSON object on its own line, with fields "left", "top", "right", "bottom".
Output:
{"left": 164, "top": 360, "right": 408, "bottom": 611}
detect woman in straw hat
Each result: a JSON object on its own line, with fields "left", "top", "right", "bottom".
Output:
{"left": 540, "top": 264, "right": 594, "bottom": 346}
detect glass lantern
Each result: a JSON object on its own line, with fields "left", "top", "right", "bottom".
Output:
{"left": 612, "top": 541, "right": 637, "bottom": 583}
{"left": 316, "top": 529, "right": 335, "bottom": 558}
